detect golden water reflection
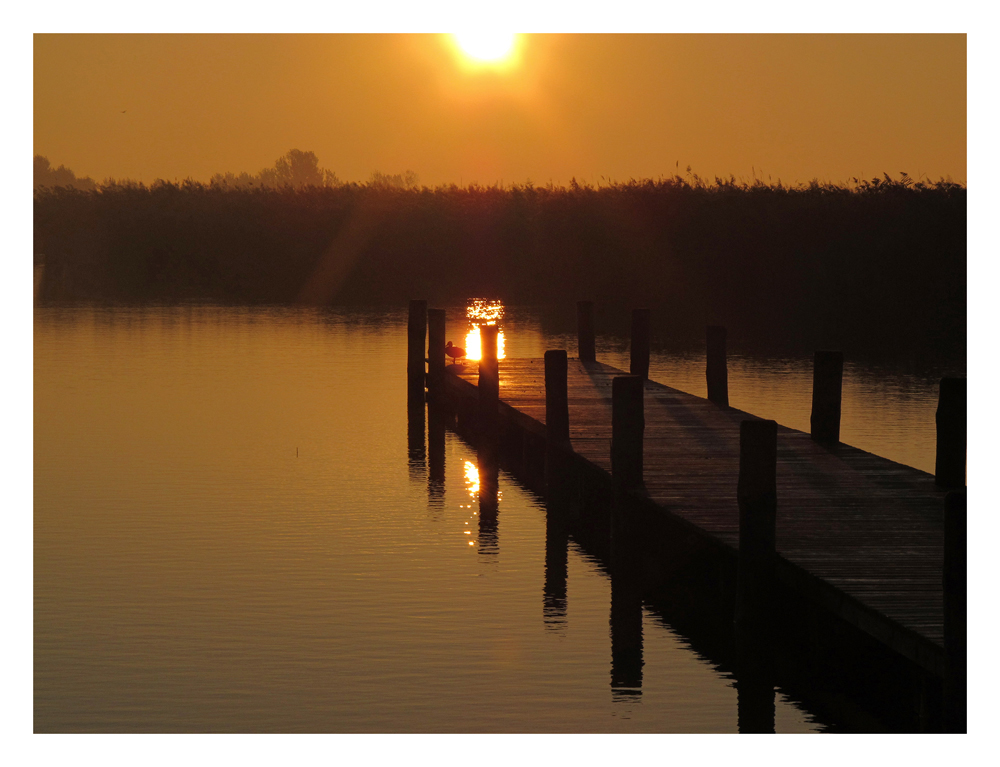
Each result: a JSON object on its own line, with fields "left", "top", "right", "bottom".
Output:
{"left": 463, "top": 327, "right": 507, "bottom": 361}
{"left": 464, "top": 298, "right": 506, "bottom": 361}
{"left": 462, "top": 459, "right": 503, "bottom": 549}
{"left": 464, "top": 460, "right": 480, "bottom": 497}
{"left": 464, "top": 460, "right": 479, "bottom": 547}
{"left": 466, "top": 298, "right": 504, "bottom": 324}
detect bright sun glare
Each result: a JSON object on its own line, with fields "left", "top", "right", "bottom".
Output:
{"left": 453, "top": 32, "right": 516, "bottom": 63}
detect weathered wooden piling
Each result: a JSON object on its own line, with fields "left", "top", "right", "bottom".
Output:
{"left": 810, "top": 351, "right": 844, "bottom": 443}
{"left": 427, "top": 308, "right": 446, "bottom": 399}
{"left": 476, "top": 326, "right": 501, "bottom": 554}
{"left": 935, "top": 377, "right": 967, "bottom": 488}
{"left": 630, "top": 308, "right": 650, "bottom": 379}
{"left": 734, "top": 419, "right": 778, "bottom": 630}
{"left": 943, "top": 490, "right": 967, "bottom": 732}
{"left": 544, "top": 350, "right": 570, "bottom": 444}
{"left": 544, "top": 349, "right": 574, "bottom": 505}
{"left": 478, "top": 324, "right": 500, "bottom": 431}
{"left": 706, "top": 325, "right": 729, "bottom": 406}
{"left": 734, "top": 417, "right": 778, "bottom": 733}
{"left": 478, "top": 324, "right": 499, "bottom": 397}
{"left": 407, "top": 299, "right": 427, "bottom": 399}
{"left": 611, "top": 376, "right": 644, "bottom": 491}
{"left": 577, "top": 300, "right": 596, "bottom": 363}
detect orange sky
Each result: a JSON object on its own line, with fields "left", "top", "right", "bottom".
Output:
{"left": 33, "top": 33, "right": 966, "bottom": 187}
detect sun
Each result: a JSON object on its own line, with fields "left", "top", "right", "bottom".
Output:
{"left": 453, "top": 32, "right": 517, "bottom": 63}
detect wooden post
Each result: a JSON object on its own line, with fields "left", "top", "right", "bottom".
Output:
{"left": 476, "top": 326, "right": 501, "bottom": 554}
{"left": 544, "top": 350, "right": 570, "bottom": 444}
{"left": 735, "top": 419, "right": 778, "bottom": 735}
{"left": 611, "top": 376, "right": 644, "bottom": 491}
{"left": 706, "top": 325, "right": 729, "bottom": 406}
{"left": 479, "top": 324, "right": 499, "bottom": 398}
{"left": 810, "top": 351, "right": 843, "bottom": 443}
{"left": 944, "top": 490, "right": 967, "bottom": 732}
{"left": 935, "top": 377, "right": 967, "bottom": 488}
{"left": 427, "top": 308, "right": 446, "bottom": 399}
{"left": 734, "top": 419, "right": 778, "bottom": 630}
{"left": 545, "top": 350, "right": 572, "bottom": 504}
{"left": 630, "top": 308, "right": 650, "bottom": 379}
{"left": 478, "top": 324, "right": 500, "bottom": 431}
{"left": 407, "top": 299, "right": 427, "bottom": 400}
{"left": 577, "top": 300, "right": 596, "bottom": 363}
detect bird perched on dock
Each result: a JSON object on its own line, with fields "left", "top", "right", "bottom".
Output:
{"left": 445, "top": 341, "right": 466, "bottom": 364}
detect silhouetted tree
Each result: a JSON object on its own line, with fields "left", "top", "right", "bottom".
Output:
{"left": 260, "top": 149, "right": 339, "bottom": 188}
{"left": 34, "top": 155, "right": 97, "bottom": 191}
{"left": 209, "top": 149, "right": 340, "bottom": 189}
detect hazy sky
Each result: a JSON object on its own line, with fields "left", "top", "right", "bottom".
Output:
{"left": 33, "top": 33, "right": 966, "bottom": 187}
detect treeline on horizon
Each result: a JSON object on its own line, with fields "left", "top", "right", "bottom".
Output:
{"left": 34, "top": 149, "right": 419, "bottom": 193}
{"left": 34, "top": 170, "right": 966, "bottom": 356}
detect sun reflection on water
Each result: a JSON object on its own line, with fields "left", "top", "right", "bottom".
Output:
{"left": 462, "top": 460, "right": 502, "bottom": 549}
{"left": 464, "top": 460, "right": 480, "bottom": 498}
{"left": 464, "top": 299, "right": 506, "bottom": 361}
{"left": 463, "top": 460, "right": 479, "bottom": 547}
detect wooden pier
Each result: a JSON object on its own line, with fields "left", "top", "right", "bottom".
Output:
{"left": 409, "top": 300, "right": 966, "bottom": 731}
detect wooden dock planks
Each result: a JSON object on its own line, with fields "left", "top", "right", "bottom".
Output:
{"left": 448, "top": 357, "right": 949, "bottom": 670}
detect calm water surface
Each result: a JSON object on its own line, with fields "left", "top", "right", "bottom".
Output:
{"left": 34, "top": 304, "right": 959, "bottom": 732}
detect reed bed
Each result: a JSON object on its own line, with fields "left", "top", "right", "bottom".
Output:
{"left": 34, "top": 174, "right": 965, "bottom": 353}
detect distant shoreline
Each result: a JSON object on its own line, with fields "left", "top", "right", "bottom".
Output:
{"left": 34, "top": 178, "right": 966, "bottom": 357}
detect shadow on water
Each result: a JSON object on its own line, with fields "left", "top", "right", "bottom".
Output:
{"left": 735, "top": 622, "right": 777, "bottom": 734}
{"left": 418, "top": 390, "right": 947, "bottom": 733}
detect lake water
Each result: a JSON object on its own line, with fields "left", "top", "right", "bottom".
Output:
{"left": 33, "top": 304, "right": 962, "bottom": 733}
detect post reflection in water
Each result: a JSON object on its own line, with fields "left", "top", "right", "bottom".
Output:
{"left": 609, "top": 496, "right": 644, "bottom": 705}
{"left": 427, "top": 402, "right": 446, "bottom": 509}
{"left": 406, "top": 395, "right": 426, "bottom": 482}
{"left": 735, "top": 625, "right": 776, "bottom": 734}
{"left": 737, "top": 671, "right": 776, "bottom": 734}
{"left": 543, "top": 501, "right": 569, "bottom": 632}
{"left": 477, "top": 439, "right": 500, "bottom": 558}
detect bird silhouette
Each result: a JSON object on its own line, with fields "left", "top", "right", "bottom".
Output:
{"left": 445, "top": 341, "right": 466, "bottom": 365}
